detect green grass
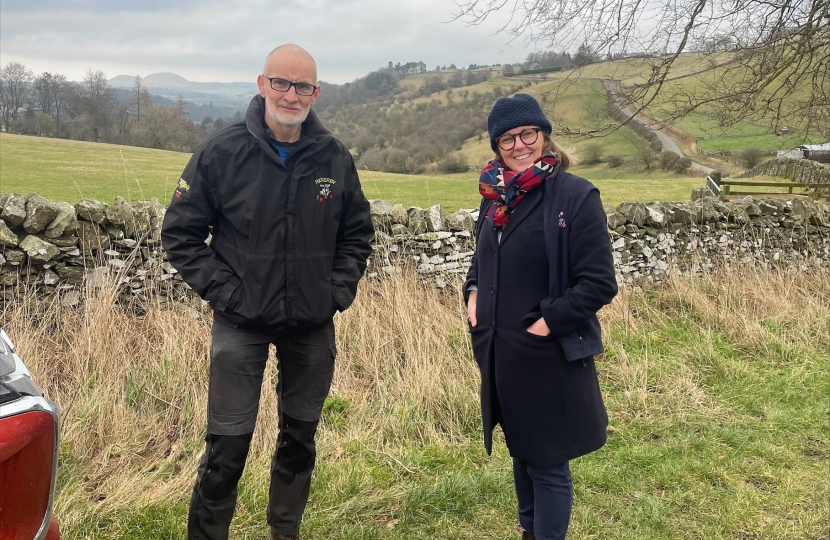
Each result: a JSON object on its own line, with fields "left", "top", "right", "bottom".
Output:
{"left": 52, "top": 273, "right": 830, "bottom": 539}
{"left": 2, "top": 133, "right": 716, "bottom": 211}
{"left": 458, "top": 78, "right": 653, "bottom": 166}
{"left": 0, "top": 133, "right": 188, "bottom": 204}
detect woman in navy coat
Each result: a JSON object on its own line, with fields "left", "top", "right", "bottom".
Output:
{"left": 465, "top": 94, "right": 618, "bottom": 540}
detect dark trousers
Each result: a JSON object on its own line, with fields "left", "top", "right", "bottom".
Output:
{"left": 188, "top": 319, "right": 337, "bottom": 540}
{"left": 513, "top": 458, "right": 573, "bottom": 540}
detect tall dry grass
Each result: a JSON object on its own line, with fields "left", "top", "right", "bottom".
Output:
{"left": 1, "top": 264, "right": 827, "bottom": 526}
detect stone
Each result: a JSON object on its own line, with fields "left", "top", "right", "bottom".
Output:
{"left": 617, "top": 202, "right": 647, "bottom": 226}
{"left": 427, "top": 204, "right": 443, "bottom": 232}
{"left": 131, "top": 201, "right": 155, "bottom": 237}
{"left": 758, "top": 200, "right": 782, "bottom": 216}
{"left": 0, "top": 193, "right": 27, "bottom": 227}
{"left": 700, "top": 203, "right": 722, "bottom": 223}
{"left": 391, "top": 204, "right": 409, "bottom": 226}
{"left": 0, "top": 268, "right": 19, "bottom": 286}
{"left": 43, "top": 270, "right": 60, "bottom": 285}
{"left": 106, "top": 225, "right": 125, "bottom": 240}
{"left": 61, "top": 290, "right": 82, "bottom": 307}
{"left": 23, "top": 195, "right": 59, "bottom": 234}
{"left": 55, "top": 263, "right": 85, "bottom": 284}
{"left": 390, "top": 224, "right": 408, "bottom": 236}
{"left": 605, "top": 208, "right": 627, "bottom": 229}
{"left": 445, "top": 210, "right": 475, "bottom": 231}
{"left": 0, "top": 220, "right": 19, "bottom": 247}
{"left": 78, "top": 221, "right": 109, "bottom": 252}
{"left": 19, "top": 235, "right": 60, "bottom": 264}
{"left": 75, "top": 198, "right": 109, "bottom": 224}
{"left": 369, "top": 199, "right": 395, "bottom": 233}
{"left": 105, "top": 196, "right": 137, "bottom": 236}
{"left": 407, "top": 207, "right": 428, "bottom": 234}
{"left": 44, "top": 202, "right": 79, "bottom": 238}
{"left": 2, "top": 249, "right": 26, "bottom": 265}
{"left": 669, "top": 202, "right": 700, "bottom": 225}
{"left": 644, "top": 204, "right": 667, "bottom": 228}
{"left": 40, "top": 234, "right": 78, "bottom": 247}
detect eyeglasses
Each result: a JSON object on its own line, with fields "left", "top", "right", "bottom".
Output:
{"left": 263, "top": 77, "right": 318, "bottom": 97}
{"left": 497, "top": 128, "right": 541, "bottom": 151}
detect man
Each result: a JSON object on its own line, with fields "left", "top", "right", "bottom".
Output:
{"left": 161, "top": 44, "right": 374, "bottom": 540}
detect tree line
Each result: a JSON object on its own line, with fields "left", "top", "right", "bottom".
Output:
{"left": 1, "top": 59, "right": 530, "bottom": 174}
{"left": 0, "top": 62, "right": 204, "bottom": 152}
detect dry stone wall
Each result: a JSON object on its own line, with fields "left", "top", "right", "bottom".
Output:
{"left": 741, "top": 158, "right": 830, "bottom": 186}
{"left": 1, "top": 193, "right": 828, "bottom": 305}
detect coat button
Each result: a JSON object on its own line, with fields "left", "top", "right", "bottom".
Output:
{"left": 489, "top": 323, "right": 494, "bottom": 330}
{"left": 490, "top": 286, "right": 495, "bottom": 294}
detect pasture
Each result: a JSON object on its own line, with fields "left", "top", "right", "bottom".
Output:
{"left": 2, "top": 133, "right": 723, "bottom": 209}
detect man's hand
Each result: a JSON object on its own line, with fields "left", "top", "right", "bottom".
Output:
{"left": 527, "top": 317, "right": 551, "bottom": 337}
{"left": 467, "top": 290, "right": 478, "bottom": 327}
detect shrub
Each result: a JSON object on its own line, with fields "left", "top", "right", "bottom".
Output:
{"left": 660, "top": 151, "right": 680, "bottom": 170}
{"left": 607, "top": 154, "right": 625, "bottom": 168}
{"left": 439, "top": 153, "right": 469, "bottom": 174}
{"left": 674, "top": 157, "right": 693, "bottom": 174}
{"left": 639, "top": 148, "right": 656, "bottom": 170}
{"left": 582, "top": 143, "right": 604, "bottom": 165}
{"left": 736, "top": 148, "right": 765, "bottom": 170}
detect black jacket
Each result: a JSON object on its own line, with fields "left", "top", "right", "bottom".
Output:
{"left": 162, "top": 96, "right": 374, "bottom": 332}
{"left": 464, "top": 168, "right": 618, "bottom": 465}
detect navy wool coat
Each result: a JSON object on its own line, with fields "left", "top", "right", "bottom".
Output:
{"left": 464, "top": 167, "right": 618, "bottom": 466}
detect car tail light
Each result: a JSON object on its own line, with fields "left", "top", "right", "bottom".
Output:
{"left": 0, "top": 410, "right": 57, "bottom": 539}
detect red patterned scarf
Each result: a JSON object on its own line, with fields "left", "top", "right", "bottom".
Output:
{"left": 478, "top": 152, "right": 558, "bottom": 230}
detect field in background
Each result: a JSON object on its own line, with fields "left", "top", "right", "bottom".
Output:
{"left": 1, "top": 267, "right": 827, "bottom": 539}
{"left": 1, "top": 133, "right": 735, "bottom": 209}
{"left": 0, "top": 133, "right": 188, "bottom": 203}
{"left": 458, "top": 79, "right": 648, "bottom": 167}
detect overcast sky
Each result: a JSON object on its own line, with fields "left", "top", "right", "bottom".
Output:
{"left": 0, "top": 0, "right": 537, "bottom": 84}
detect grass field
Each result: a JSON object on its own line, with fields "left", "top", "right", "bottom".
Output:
{"left": 0, "top": 133, "right": 189, "bottom": 203}
{"left": 2, "top": 133, "right": 727, "bottom": 209}
{"left": 2, "top": 267, "right": 827, "bottom": 539}
{"left": 458, "top": 78, "right": 651, "bottom": 166}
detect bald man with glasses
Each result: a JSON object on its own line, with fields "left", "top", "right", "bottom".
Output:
{"left": 162, "top": 44, "right": 374, "bottom": 540}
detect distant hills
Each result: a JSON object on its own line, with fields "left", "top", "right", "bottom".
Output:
{"left": 108, "top": 72, "right": 258, "bottom": 100}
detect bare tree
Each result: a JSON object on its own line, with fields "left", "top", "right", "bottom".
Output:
{"left": 82, "top": 69, "right": 114, "bottom": 142}
{"left": 48, "top": 73, "right": 68, "bottom": 135}
{"left": 132, "top": 102, "right": 186, "bottom": 150}
{"left": 0, "top": 62, "right": 34, "bottom": 132}
{"left": 34, "top": 73, "right": 57, "bottom": 118}
{"left": 455, "top": 0, "right": 830, "bottom": 138}
{"left": 131, "top": 75, "right": 150, "bottom": 125}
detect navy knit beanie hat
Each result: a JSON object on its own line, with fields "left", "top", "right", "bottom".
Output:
{"left": 487, "top": 94, "right": 552, "bottom": 152}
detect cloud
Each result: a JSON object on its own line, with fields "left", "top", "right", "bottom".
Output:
{"left": 0, "top": 0, "right": 533, "bottom": 83}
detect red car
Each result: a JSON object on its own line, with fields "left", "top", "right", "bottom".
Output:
{"left": 0, "top": 329, "right": 60, "bottom": 540}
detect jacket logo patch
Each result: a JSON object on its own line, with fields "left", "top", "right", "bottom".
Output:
{"left": 175, "top": 177, "right": 190, "bottom": 198}
{"left": 558, "top": 211, "right": 566, "bottom": 228}
{"left": 315, "top": 177, "right": 336, "bottom": 203}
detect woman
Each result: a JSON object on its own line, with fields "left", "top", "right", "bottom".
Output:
{"left": 464, "top": 94, "right": 618, "bottom": 540}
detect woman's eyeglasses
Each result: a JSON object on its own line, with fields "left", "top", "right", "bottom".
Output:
{"left": 497, "top": 128, "right": 541, "bottom": 151}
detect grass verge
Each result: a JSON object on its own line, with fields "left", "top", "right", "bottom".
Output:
{"left": 1, "top": 265, "right": 827, "bottom": 539}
